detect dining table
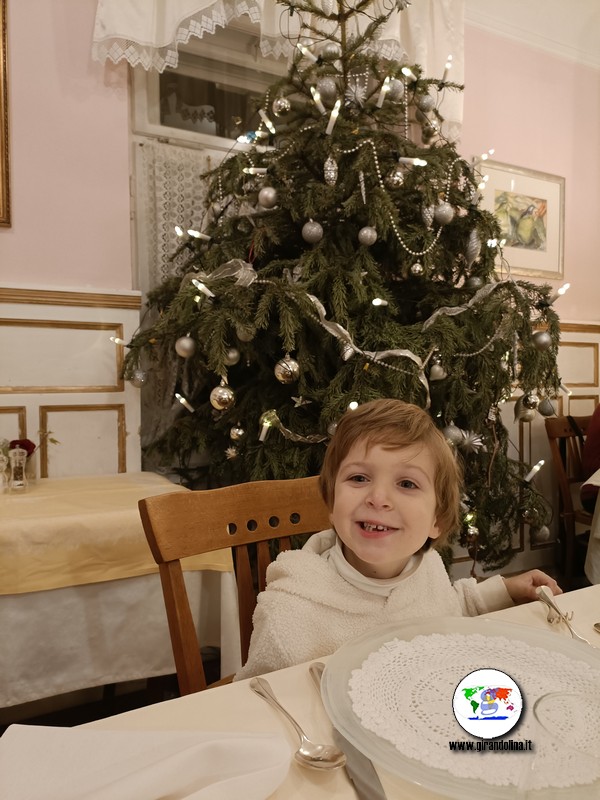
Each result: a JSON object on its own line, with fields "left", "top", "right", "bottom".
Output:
{"left": 0, "top": 472, "right": 242, "bottom": 708}
{"left": 60, "top": 582, "right": 600, "bottom": 800}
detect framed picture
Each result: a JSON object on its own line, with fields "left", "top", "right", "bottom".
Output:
{"left": 0, "top": 0, "right": 9, "bottom": 227}
{"left": 473, "top": 160, "right": 564, "bottom": 280}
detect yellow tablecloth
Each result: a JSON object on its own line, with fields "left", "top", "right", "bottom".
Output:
{"left": 0, "top": 472, "right": 233, "bottom": 595}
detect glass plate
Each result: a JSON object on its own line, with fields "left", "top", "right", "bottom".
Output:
{"left": 321, "top": 616, "right": 600, "bottom": 799}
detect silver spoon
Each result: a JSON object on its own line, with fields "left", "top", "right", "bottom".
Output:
{"left": 535, "top": 586, "right": 591, "bottom": 645}
{"left": 249, "top": 676, "right": 346, "bottom": 771}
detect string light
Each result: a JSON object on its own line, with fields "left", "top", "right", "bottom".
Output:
{"left": 258, "top": 109, "right": 276, "bottom": 135}
{"left": 401, "top": 66, "right": 417, "bottom": 82}
{"left": 442, "top": 55, "right": 453, "bottom": 82}
{"left": 187, "top": 229, "right": 211, "bottom": 241}
{"left": 348, "top": 401, "right": 359, "bottom": 410}
{"left": 398, "top": 157, "right": 427, "bottom": 166}
{"left": 242, "top": 167, "right": 268, "bottom": 175}
{"left": 175, "top": 393, "right": 195, "bottom": 413}
{"left": 325, "top": 99, "right": 341, "bottom": 135}
{"left": 523, "top": 459, "right": 545, "bottom": 482}
{"left": 191, "top": 278, "right": 215, "bottom": 299}
{"left": 548, "top": 283, "right": 570, "bottom": 304}
{"left": 174, "top": 225, "right": 185, "bottom": 237}
{"left": 480, "top": 148, "right": 495, "bottom": 161}
{"left": 372, "top": 298, "right": 388, "bottom": 306}
{"left": 310, "top": 86, "right": 327, "bottom": 115}
{"left": 109, "top": 336, "right": 125, "bottom": 345}
{"left": 376, "top": 76, "right": 391, "bottom": 108}
{"left": 296, "top": 42, "right": 318, "bottom": 64}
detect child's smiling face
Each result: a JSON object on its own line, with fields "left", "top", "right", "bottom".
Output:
{"left": 330, "top": 438, "right": 441, "bottom": 579}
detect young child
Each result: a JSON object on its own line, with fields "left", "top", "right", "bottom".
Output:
{"left": 235, "top": 398, "right": 561, "bottom": 680}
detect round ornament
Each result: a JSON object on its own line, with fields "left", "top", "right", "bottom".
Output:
{"left": 522, "top": 393, "right": 540, "bottom": 410}
{"left": 322, "top": 42, "right": 341, "bottom": 60}
{"left": 175, "top": 335, "right": 196, "bottom": 358}
{"left": 302, "top": 220, "right": 324, "bottom": 244}
{"left": 464, "top": 276, "right": 483, "bottom": 291}
{"left": 258, "top": 187, "right": 278, "bottom": 208}
{"left": 236, "top": 325, "right": 255, "bottom": 342}
{"left": 130, "top": 369, "right": 147, "bottom": 388}
{"left": 429, "top": 363, "right": 447, "bottom": 381}
{"left": 416, "top": 93, "right": 435, "bottom": 113}
{"left": 224, "top": 347, "right": 241, "bottom": 366}
{"left": 358, "top": 226, "right": 377, "bottom": 246}
{"left": 274, "top": 354, "right": 300, "bottom": 384}
{"left": 230, "top": 425, "right": 246, "bottom": 441}
{"left": 533, "top": 330, "right": 552, "bottom": 351}
{"left": 210, "top": 383, "right": 235, "bottom": 411}
{"left": 530, "top": 525, "right": 551, "bottom": 545}
{"left": 410, "top": 262, "right": 424, "bottom": 276}
{"left": 272, "top": 96, "right": 291, "bottom": 117}
{"left": 387, "top": 78, "right": 404, "bottom": 103}
{"left": 443, "top": 424, "right": 464, "bottom": 446}
{"left": 434, "top": 201, "right": 455, "bottom": 225}
{"left": 385, "top": 167, "right": 404, "bottom": 189}
{"left": 316, "top": 77, "right": 338, "bottom": 106}
{"left": 537, "top": 397, "right": 557, "bottom": 417}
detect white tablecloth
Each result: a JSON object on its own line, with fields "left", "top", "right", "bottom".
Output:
{"left": 0, "top": 473, "right": 241, "bottom": 707}
{"left": 84, "top": 585, "right": 600, "bottom": 799}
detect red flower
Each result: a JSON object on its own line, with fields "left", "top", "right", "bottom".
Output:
{"left": 10, "top": 439, "right": 36, "bottom": 457}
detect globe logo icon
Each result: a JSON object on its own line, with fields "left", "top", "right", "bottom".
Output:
{"left": 452, "top": 668, "right": 523, "bottom": 738}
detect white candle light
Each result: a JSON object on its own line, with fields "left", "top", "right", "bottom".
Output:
{"left": 401, "top": 66, "right": 417, "bottom": 83}
{"left": 325, "top": 99, "right": 341, "bottom": 135}
{"left": 376, "top": 76, "right": 391, "bottom": 108}
{"left": 258, "top": 109, "right": 276, "bottom": 135}
{"left": 523, "top": 459, "right": 545, "bottom": 482}
{"left": 109, "top": 336, "right": 125, "bottom": 345}
{"left": 187, "top": 229, "right": 211, "bottom": 241}
{"left": 548, "top": 282, "right": 571, "bottom": 304}
{"left": 191, "top": 278, "right": 215, "bottom": 299}
{"left": 242, "top": 167, "right": 268, "bottom": 175}
{"left": 175, "top": 393, "right": 195, "bottom": 413}
{"left": 296, "top": 42, "right": 318, "bottom": 64}
{"left": 174, "top": 225, "right": 185, "bottom": 237}
{"left": 310, "top": 87, "right": 327, "bottom": 115}
{"left": 398, "top": 157, "right": 427, "bottom": 166}
{"left": 442, "top": 55, "right": 453, "bottom": 82}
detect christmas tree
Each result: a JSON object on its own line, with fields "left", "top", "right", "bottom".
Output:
{"left": 124, "top": 0, "right": 561, "bottom": 572}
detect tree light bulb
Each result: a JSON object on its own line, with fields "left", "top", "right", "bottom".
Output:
{"left": 401, "top": 66, "right": 417, "bottom": 82}
{"left": 548, "top": 283, "right": 570, "bottom": 303}
{"left": 442, "top": 55, "right": 453, "bottom": 82}
{"left": 109, "top": 336, "right": 125, "bottom": 345}
{"left": 187, "top": 229, "right": 211, "bottom": 241}
{"left": 258, "top": 109, "right": 276, "bottom": 135}
{"left": 191, "top": 278, "right": 215, "bottom": 298}
{"left": 242, "top": 167, "right": 268, "bottom": 175}
{"left": 310, "top": 87, "right": 327, "bottom": 115}
{"left": 348, "top": 401, "right": 359, "bottom": 410}
{"left": 325, "top": 99, "right": 341, "bottom": 135}
{"left": 523, "top": 459, "right": 545, "bottom": 482}
{"left": 372, "top": 298, "right": 388, "bottom": 306}
{"left": 296, "top": 42, "right": 318, "bottom": 63}
{"left": 376, "top": 76, "right": 391, "bottom": 108}
{"left": 174, "top": 225, "right": 184, "bottom": 237}
{"left": 175, "top": 393, "right": 195, "bottom": 413}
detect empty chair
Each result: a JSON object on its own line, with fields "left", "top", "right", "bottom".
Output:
{"left": 138, "top": 475, "right": 331, "bottom": 695}
{"left": 544, "top": 415, "right": 593, "bottom": 589}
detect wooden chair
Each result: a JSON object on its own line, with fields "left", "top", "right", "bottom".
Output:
{"left": 138, "top": 475, "right": 331, "bottom": 695}
{"left": 544, "top": 415, "right": 593, "bottom": 589}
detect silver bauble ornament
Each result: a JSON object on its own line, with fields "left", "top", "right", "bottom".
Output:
{"left": 324, "top": 156, "right": 338, "bottom": 186}
{"left": 230, "top": 425, "right": 246, "bottom": 441}
{"left": 274, "top": 354, "right": 300, "bottom": 383}
{"left": 465, "top": 229, "right": 482, "bottom": 268}
{"left": 316, "top": 77, "right": 338, "bottom": 106}
{"left": 514, "top": 396, "right": 536, "bottom": 422}
{"left": 533, "top": 330, "right": 552, "bottom": 351}
{"left": 258, "top": 186, "right": 278, "bottom": 208}
{"left": 443, "top": 424, "right": 464, "bottom": 446}
{"left": 387, "top": 78, "right": 404, "bottom": 102}
{"left": 411, "top": 262, "right": 424, "bottom": 276}
{"left": 327, "top": 421, "right": 338, "bottom": 436}
{"left": 130, "top": 369, "right": 147, "bottom": 388}
{"left": 464, "top": 276, "right": 484, "bottom": 291}
{"left": 302, "top": 220, "right": 324, "bottom": 243}
{"left": 385, "top": 167, "right": 404, "bottom": 188}
{"left": 421, "top": 204, "right": 435, "bottom": 228}
{"left": 224, "top": 347, "right": 241, "bottom": 366}
{"left": 429, "top": 363, "right": 447, "bottom": 381}
{"left": 530, "top": 525, "right": 551, "bottom": 544}
{"left": 322, "top": 42, "right": 341, "bottom": 60}
{"left": 175, "top": 335, "right": 196, "bottom": 358}
{"left": 537, "top": 397, "right": 557, "bottom": 417}
{"left": 209, "top": 383, "right": 235, "bottom": 411}
{"left": 416, "top": 93, "right": 435, "bottom": 113}
{"left": 271, "top": 96, "right": 291, "bottom": 117}
{"left": 358, "top": 226, "right": 377, "bottom": 246}
{"left": 522, "top": 392, "right": 540, "bottom": 410}
{"left": 236, "top": 325, "right": 255, "bottom": 342}
{"left": 434, "top": 201, "right": 455, "bottom": 225}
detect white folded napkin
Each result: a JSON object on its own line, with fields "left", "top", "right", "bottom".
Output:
{"left": 0, "top": 725, "right": 291, "bottom": 800}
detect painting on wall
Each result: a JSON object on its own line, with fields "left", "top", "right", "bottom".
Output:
{"left": 474, "top": 160, "right": 564, "bottom": 280}
{"left": 0, "top": 0, "right": 9, "bottom": 227}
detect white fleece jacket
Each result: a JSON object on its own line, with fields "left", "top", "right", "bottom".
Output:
{"left": 235, "top": 529, "right": 514, "bottom": 680}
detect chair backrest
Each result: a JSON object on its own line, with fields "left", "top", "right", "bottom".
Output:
{"left": 544, "top": 415, "right": 592, "bottom": 515}
{"left": 139, "top": 475, "right": 331, "bottom": 695}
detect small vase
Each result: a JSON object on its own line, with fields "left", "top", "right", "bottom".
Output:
{"left": 25, "top": 449, "right": 38, "bottom": 484}
{"left": 8, "top": 447, "right": 28, "bottom": 492}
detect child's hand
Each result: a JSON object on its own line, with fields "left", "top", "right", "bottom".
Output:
{"left": 502, "top": 570, "right": 562, "bottom": 605}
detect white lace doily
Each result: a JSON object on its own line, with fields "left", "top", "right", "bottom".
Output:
{"left": 348, "top": 633, "right": 600, "bottom": 791}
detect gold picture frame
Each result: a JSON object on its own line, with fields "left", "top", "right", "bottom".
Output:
{"left": 0, "top": 0, "right": 9, "bottom": 226}
{"left": 473, "top": 160, "right": 564, "bottom": 280}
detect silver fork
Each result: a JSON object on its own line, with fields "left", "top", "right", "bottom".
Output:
{"left": 536, "top": 586, "right": 591, "bottom": 645}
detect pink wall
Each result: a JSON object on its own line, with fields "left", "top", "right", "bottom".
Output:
{"left": 460, "top": 25, "right": 600, "bottom": 323}
{"left": 1, "top": 6, "right": 598, "bottom": 320}
{"left": 0, "top": 0, "right": 131, "bottom": 292}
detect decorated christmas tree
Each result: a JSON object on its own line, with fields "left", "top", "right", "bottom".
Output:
{"left": 124, "top": 0, "right": 561, "bottom": 572}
